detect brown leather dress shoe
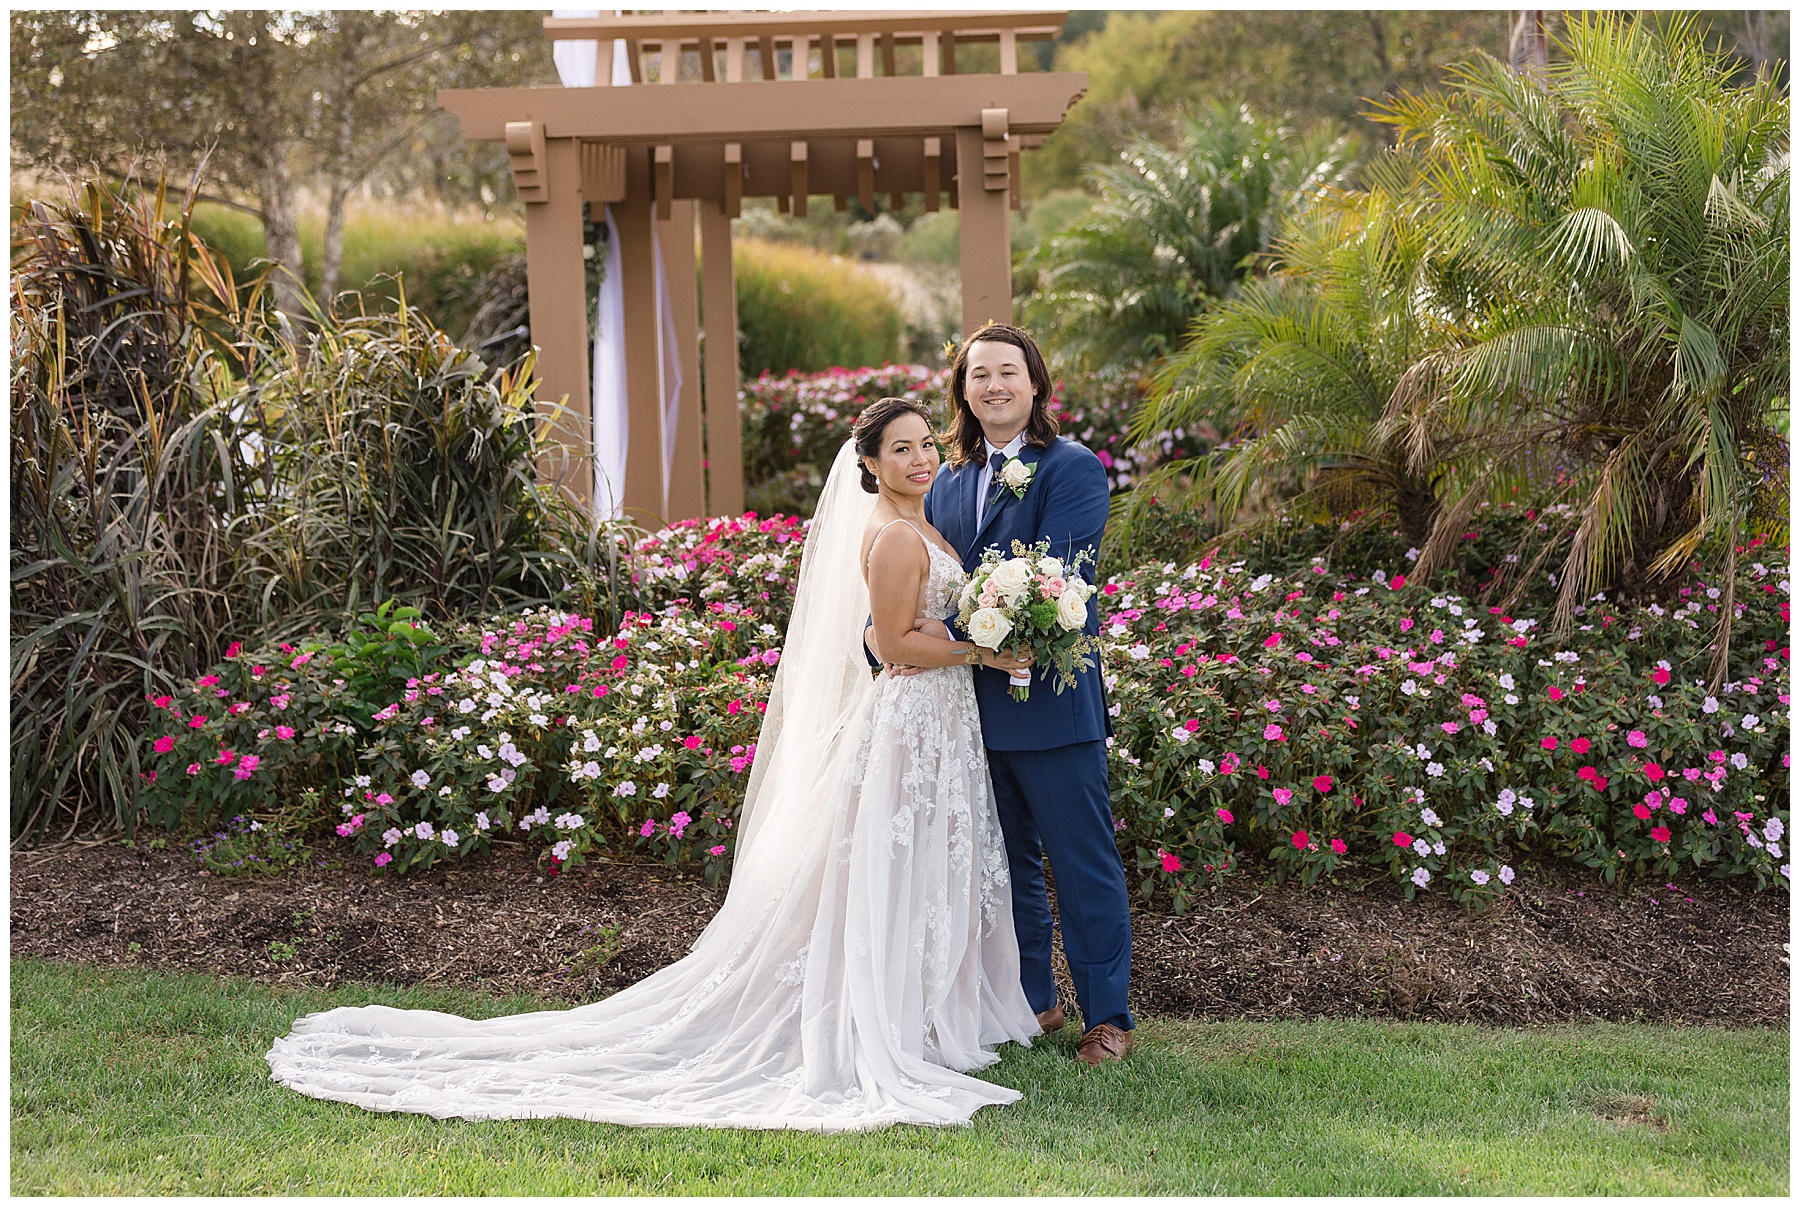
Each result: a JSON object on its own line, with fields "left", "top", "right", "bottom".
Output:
{"left": 1075, "top": 1022, "right": 1133, "bottom": 1066}
{"left": 1035, "top": 1005, "right": 1065, "bottom": 1034}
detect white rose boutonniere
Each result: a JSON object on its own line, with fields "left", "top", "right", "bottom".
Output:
{"left": 996, "top": 456, "right": 1035, "bottom": 499}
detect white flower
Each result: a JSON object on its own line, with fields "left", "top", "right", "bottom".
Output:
{"left": 1128, "top": 644, "right": 1152, "bottom": 661}
{"left": 615, "top": 781, "right": 637, "bottom": 797}
{"left": 442, "top": 829, "right": 459, "bottom": 849}
{"left": 486, "top": 774, "right": 508, "bottom": 793}
{"left": 1470, "top": 869, "right": 1490, "bottom": 886}
{"left": 382, "top": 827, "right": 402, "bottom": 847}
{"left": 653, "top": 782, "right": 671, "bottom": 799}
{"left": 410, "top": 770, "right": 431, "bottom": 789}
{"left": 413, "top": 821, "right": 435, "bottom": 841}
{"left": 354, "top": 774, "right": 372, "bottom": 788}
{"left": 552, "top": 839, "right": 572, "bottom": 861}
{"left": 438, "top": 785, "right": 453, "bottom": 798}
{"left": 1482, "top": 720, "right": 1498, "bottom": 737}
{"left": 1741, "top": 714, "right": 1760, "bottom": 730}
{"left": 1411, "top": 867, "right": 1431, "bottom": 887}
{"left": 1504, "top": 694, "right": 1519, "bottom": 706}
{"left": 1518, "top": 795, "right": 1536, "bottom": 810}
{"left": 1055, "top": 589, "right": 1089, "bottom": 630}
{"left": 475, "top": 812, "right": 491, "bottom": 831}
{"left": 1702, "top": 696, "right": 1719, "bottom": 714}
{"left": 1764, "top": 817, "right": 1784, "bottom": 843}
{"left": 1170, "top": 728, "right": 1191, "bottom": 745}
{"left": 1401, "top": 679, "right": 1419, "bottom": 696}
{"left": 1426, "top": 761, "right": 1445, "bottom": 778}
{"left": 966, "top": 607, "right": 1015, "bottom": 650}
{"left": 959, "top": 577, "right": 983, "bottom": 610}
{"left": 997, "top": 458, "right": 1032, "bottom": 491}
{"left": 476, "top": 744, "right": 493, "bottom": 760}
{"left": 1196, "top": 758, "right": 1216, "bottom": 775}
{"left": 1036, "top": 556, "right": 1065, "bottom": 578}
{"left": 1420, "top": 808, "right": 1441, "bottom": 828}
{"left": 985, "top": 558, "right": 1032, "bottom": 602}
{"left": 1432, "top": 840, "right": 1446, "bottom": 856}
{"left": 1412, "top": 838, "right": 1431, "bottom": 857}
{"left": 554, "top": 812, "right": 584, "bottom": 830}
{"left": 1730, "top": 752, "right": 1748, "bottom": 770}
{"left": 1498, "top": 673, "right": 1515, "bottom": 690}
{"left": 1498, "top": 865, "right": 1515, "bottom": 885}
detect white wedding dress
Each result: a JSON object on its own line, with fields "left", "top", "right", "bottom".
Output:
{"left": 265, "top": 443, "right": 1040, "bottom": 1131}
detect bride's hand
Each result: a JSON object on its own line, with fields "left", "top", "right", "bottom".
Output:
{"left": 981, "top": 646, "right": 1034, "bottom": 674}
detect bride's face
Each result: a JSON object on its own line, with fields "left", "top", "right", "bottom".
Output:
{"left": 864, "top": 413, "right": 940, "bottom": 498}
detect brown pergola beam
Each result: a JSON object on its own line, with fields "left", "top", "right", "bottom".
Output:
{"left": 438, "top": 74, "right": 1086, "bottom": 145}
{"left": 543, "top": 11, "right": 1064, "bottom": 45}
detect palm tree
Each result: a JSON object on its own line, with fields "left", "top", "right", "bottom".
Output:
{"left": 1377, "top": 11, "right": 1787, "bottom": 679}
{"left": 1021, "top": 103, "right": 1359, "bottom": 371}
{"left": 1118, "top": 152, "right": 1544, "bottom": 559}
{"left": 1129, "top": 14, "right": 1786, "bottom": 683}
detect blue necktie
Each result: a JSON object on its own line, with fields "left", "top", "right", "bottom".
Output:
{"left": 980, "top": 451, "right": 1008, "bottom": 527}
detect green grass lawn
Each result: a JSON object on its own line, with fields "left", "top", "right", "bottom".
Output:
{"left": 10, "top": 958, "right": 1788, "bottom": 1195}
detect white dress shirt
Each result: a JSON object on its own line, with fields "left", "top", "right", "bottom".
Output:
{"left": 975, "top": 434, "right": 1027, "bottom": 528}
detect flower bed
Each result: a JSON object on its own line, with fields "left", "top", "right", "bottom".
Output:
{"left": 142, "top": 509, "right": 1790, "bottom": 905}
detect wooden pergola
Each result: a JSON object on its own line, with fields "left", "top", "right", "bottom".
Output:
{"left": 437, "top": 10, "right": 1086, "bottom": 527}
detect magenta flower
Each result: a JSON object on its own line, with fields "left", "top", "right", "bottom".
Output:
{"left": 1159, "top": 850, "right": 1182, "bottom": 873}
{"left": 153, "top": 735, "right": 176, "bottom": 754}
{"left": 1540, "top": 736, "right": 1558, "bottom": 750}
{"left": 1216, "top": 808, "right": 1234, "bottom": 824}
{"left": 709, "top": 845, "right": 727, "bottom": 856}
{"left": 639, "top": 818, "right": 656, "bottom": 838}
{"left": 1650, "top": 826, "right": 1671, "bottom": 843}
{"left": 1329, "top": 838, "right": 1347, "bottom": 855}
{"left": 1272, "top": 787, "right": 1293, "bottom": 806}
{"left": 189, "top": 716, "right": 209, "bottom": 729}
{"left": 1263, "top": 722, "right": 1285, "bottom": 742}
{"left": 186, "top": 763, "right": 201, "bottom": 776}
{"left": 1643, "top": 762, "right": 1665, "bottom": 782}
{"left": 1290, "top": 830, "right": 1309, "bottom": 850}
{"left": 1313, "top": 775, "right": 1333, "bottom": 794}
{"left": 1627, "top": 730, "right": 1649, "bottom": 748}
{"left": 374, "top": 852, "right": 393, "bottom": 868}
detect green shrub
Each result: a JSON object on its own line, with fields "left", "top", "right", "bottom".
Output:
{"left": 733, "top": 238, "right": 904, "bottom": 374}
{"left": 12, "top": 174, "right": 608, "bottom": 843}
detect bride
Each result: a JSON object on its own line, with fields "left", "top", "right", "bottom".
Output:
{"left": 266, "top": 397, "right": 1044, "bottom": 1131}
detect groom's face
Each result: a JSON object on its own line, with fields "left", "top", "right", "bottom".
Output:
{"left": 962, "top": 340, "right": 1036, "bottom": 447}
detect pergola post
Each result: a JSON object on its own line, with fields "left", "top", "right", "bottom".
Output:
{"left": 954, "top": 123, "right": 1012, "bottom": 335}
{"left": 661, "top": 200, "right": 707, "bottom": 522}
{"left": 699, "top": 202, "right": 744, "bottom": 516}
{"left": 520, "top": 134, "right": 593, "bottom": 514}
{"left": 614, "top": 147, "right": 665, "bottom": 526}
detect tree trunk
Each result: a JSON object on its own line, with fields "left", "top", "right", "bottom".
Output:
{"left": 1394, "top": 476, "right": 1440, "bottom": 551}
{"left": 320, "top": 181, "right": 350, "bottom": 305}
{"left": 258, "top": 151, "right": 308, "bottom": 322}
{"left": 1509, "top": 11, "right": 1548, "bottom": 75}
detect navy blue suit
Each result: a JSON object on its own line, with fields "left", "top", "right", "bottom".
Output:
{"left": 924, "top": 437, "right": 1134, "bottom": 1033}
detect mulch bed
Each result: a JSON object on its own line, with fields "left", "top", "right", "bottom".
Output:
{"left": 10, "top": 841, "right": 1789, "bottom": 1026}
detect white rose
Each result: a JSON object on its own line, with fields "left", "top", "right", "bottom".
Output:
{"left": 998, "top": 459, "right": 1032, "bottom": 490}
{"left": 966, "top": 607, "right": 1015, "bottom": 650}
{"left": 985, "top": 558, "right": 1032, "bottom": 601}
{"left": 958, "top": 576, "right": 982, "bottom": 610}
{"left": 1036, "top": 556, "right": 1065, "bottom": 578}
{"left": 1055, "top": 589, "right": 1089, "bottom": 630}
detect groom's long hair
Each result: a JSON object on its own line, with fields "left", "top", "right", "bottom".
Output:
{"left": 945, "top": 323, "right": 1058, "bottom": 467}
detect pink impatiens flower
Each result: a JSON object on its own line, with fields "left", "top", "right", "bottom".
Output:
{"left": 1651, "top": 667, "right": 1671, "bottom": 686}
{"left": 1540, "top": 736, "right": 1558, "bottom": 750}
{"left": 1313, "top": 775, "right": 1333, "bottom": 794}
{"left": 1650, "top": 826, "right": 1671, "bottom": 843}
{"left": 1290, "top": 830, "right": 1309, "bottom": 850}
{"left": 1570, "top": 737, "right": 1591, "bottom": 754}
{"left": 1643, "top": 762, "right": 1665, "bottom": 782}
{"left": 1329, "top": 838, "right": 1347, "bottom": 855}
{"left": 1159, "top": 850, "right": 1182, "bottom": 873}
{"left": 1393, "top": 831, "right": 1413, "bottom": 847}
{"left": 1272, "top": 787, "right": 1293, "bottom": 806}
{"left": 1626, "top": 730, "right": 1648, "bottom": 748}
{"left": 1263, "top": 723, "right": 1285, "bottom": 742}
{"left": 1216, "top": 808, "right": 1234, "bottom": 824}
{"left": 1263, "top": 632, "right": 1283, "bottom": 648}
{"left": 153, "top": 735, "right": 176, "bottom": 754}
{"left": 374, "top": 852, "right": 393, "bottom": 868}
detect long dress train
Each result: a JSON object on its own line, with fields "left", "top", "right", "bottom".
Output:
{"left": 265, "top": 448, "right": 1039, "bottom": 1132}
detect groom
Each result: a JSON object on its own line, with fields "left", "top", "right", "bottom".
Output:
{"left": 867, "top": 323, "right": 1134, "bottom": 1065}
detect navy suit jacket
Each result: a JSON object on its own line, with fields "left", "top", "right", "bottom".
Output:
{"left": 924, "top": 436, "right": 1113, "bottom": 751}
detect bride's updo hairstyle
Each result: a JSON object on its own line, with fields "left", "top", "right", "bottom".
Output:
{"left": 851, "top": 396, "right": 936, "bottom": 493}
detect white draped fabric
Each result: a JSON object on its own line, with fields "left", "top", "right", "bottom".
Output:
{"left": 551, "top": 13, "right": 643, "bottom": 519}
{"left": 265, "top": 444, "right": 1041, "bottom": 1130}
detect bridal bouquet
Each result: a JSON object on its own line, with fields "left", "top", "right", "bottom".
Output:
{"left": 956, "top": 538, "right": 1103, "bottom": 700}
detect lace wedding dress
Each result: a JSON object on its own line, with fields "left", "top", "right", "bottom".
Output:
{"left": 266, "top": 443, "right": 1040, "bottom": 1131}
